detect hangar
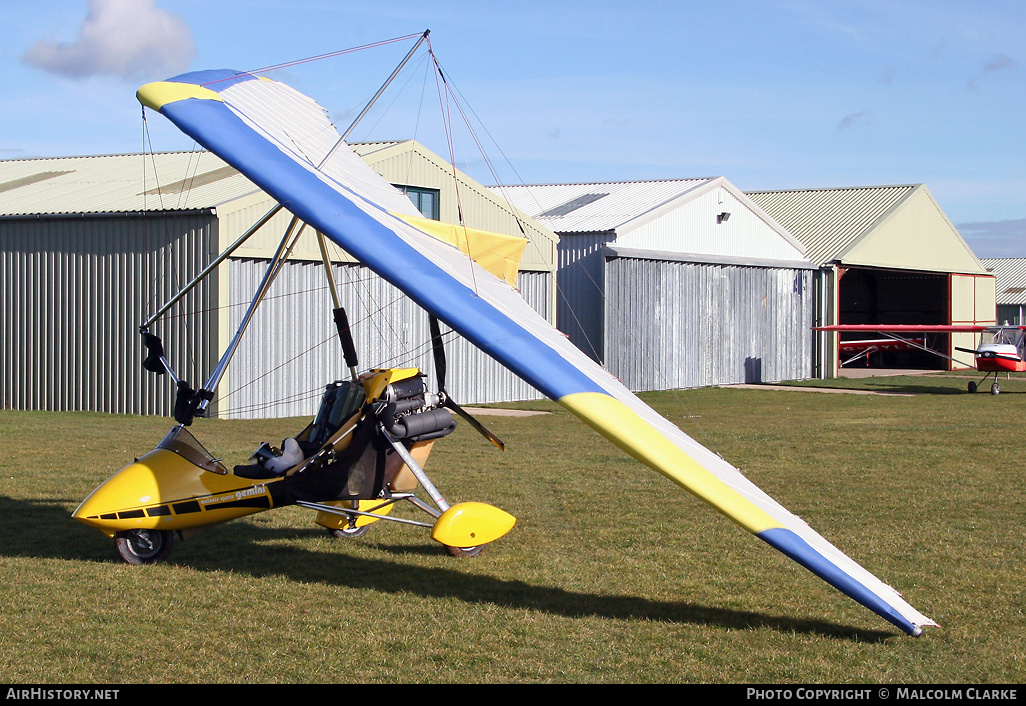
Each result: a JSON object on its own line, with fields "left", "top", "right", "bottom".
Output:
{"left": 747, "top": 184, "right": 994, "bottom": 375}
{"left": 0, "top": 141, "right": 557, "bottom": 417}
{"left": 981, "top": 258, "right": 1026, "bottom": 325}
{"left": 499, "top": 178, "right": 817, "bottom": 391}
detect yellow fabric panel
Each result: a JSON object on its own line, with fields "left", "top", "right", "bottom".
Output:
{"left": 559, "top": 392, "right": 782, "bottom": 534}
{"left": 397, "top": 214, "right": 528, "bottom": 287}
{"left": 137, "top": 81, "right": 222, "bottom": 112}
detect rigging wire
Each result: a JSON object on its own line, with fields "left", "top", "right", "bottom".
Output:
{"left": 140, "top": 109, "right": 203, "bottom": 384}
{"left": 411, "top": 43, "right": 720, "bottom": 445}
{"left": 196, "top": 33, "right": 429, "bottom": 88}
{"left": 141, "top": 32, "right": 545, "bottom": 416}
{"left": 425, "top": 45, "right": 480, "bottom": 297}
{"left": 422, "top": 43, "right": 541, "bottom": 263}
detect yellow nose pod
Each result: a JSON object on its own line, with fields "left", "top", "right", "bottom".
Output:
{"left": 431, "top": 502, "right": 516, "bottom": 548}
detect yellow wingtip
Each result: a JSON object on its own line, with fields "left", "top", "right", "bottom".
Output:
{"left": 137, "top": 81, "right": 222, "bottom": 112}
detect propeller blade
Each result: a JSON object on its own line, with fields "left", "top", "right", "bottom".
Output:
{"left": 956, "top": 345, "right": 1022, "bottom": 363}
{"left": 444, "top": 396, "right": 506, "bottom": 451}
{"left": 428, "top": 313, "right": 505, "bottom": 450}
{"left": 429, "top": 314, "right": 447, "bottom": 392}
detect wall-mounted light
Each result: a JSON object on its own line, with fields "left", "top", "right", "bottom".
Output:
{"left": 717, "top": 211, "right": 730, "bottom": 224}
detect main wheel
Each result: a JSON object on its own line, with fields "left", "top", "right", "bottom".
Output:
{"left": 327, "top": 523, "right": 372, "bottom": 538}
{"left": 968, "top": 381, "right": 977, "bottom": 393}
{"left": 114, "top": 529, "right": 174, "bottom": 565}
{"left": 445, "top": 544, "right": 487, "bottom": 558}
{"left": 992, "top": 382, "right": 1001, "bottom": 395}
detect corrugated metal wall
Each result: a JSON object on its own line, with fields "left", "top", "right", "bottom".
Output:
{"left": 555, "top": 233, "right": 615, "bottom": 361}
{"left": 224, "top": 258, "right": 550, "bottom": 419}
{"left": 1, "top": 213, "right": 219, "bottom": 415}
{"left": 604, "top": 255, "right": 814, "bottom": 391}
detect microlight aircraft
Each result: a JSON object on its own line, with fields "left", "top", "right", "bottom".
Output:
{"left": 73, "top": 34, "right": 936, "bottom": 636}
{"left": 817, "top": 323, "right": 1026, "bottom": 394}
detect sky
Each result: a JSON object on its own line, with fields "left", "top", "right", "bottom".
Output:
{"left": 3, "top": 0, "right": 1025, "bottom": 257}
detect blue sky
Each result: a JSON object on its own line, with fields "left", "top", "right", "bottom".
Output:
{"left": 3, "top": 0, "right": 1024, "bottom": 257}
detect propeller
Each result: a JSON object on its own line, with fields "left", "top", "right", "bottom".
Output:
{"left": 429, "top": 315, "right": 506, "bottom": 450}
{"left": 955, "top": 346, "right": 1022, "bottom": 362}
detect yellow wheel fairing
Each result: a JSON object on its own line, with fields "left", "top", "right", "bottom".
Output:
{"left": 559, "top": 392, "right": 782, "bottom": 535}
{"left": 431, "top": 502, "right": 516, "bottom": 548}
{"left": 315, "top": 499, "right": 395, "bottom": 531}
{"left": 73, "top": 449, "right": 280, "bottom": 536}
{"left": 137, "top": 81, "right": 222, "bottom": 112}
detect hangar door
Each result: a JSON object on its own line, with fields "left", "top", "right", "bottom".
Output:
{"left": 837, "top": 267, "right": 948, "bottom": 369}
{"left": 950, "top": 273, "right": 997, "bottom": 369}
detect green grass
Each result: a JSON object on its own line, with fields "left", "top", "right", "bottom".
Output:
{"left": 1, "top": 378, "right": 1024, "bottom": 683}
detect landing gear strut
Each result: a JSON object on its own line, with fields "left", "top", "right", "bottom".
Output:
{"left": 968, "top": 372, "right": 1003, "bottom": 395}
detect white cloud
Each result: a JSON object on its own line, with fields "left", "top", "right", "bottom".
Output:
{"left": 23, "top": 0, "right": 194, "bottom": 81}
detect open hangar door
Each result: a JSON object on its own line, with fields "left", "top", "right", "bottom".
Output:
{"left": 836, "top": 266, "right": 950, "bottom": 369}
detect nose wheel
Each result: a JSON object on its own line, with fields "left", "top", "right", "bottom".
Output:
{"left": 114, "top": 529, "right": 174, "bottom": 565}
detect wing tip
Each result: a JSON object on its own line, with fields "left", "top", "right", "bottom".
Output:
{"left": 137, "top": 81, "right": 223, "bottom": 112}
{"left": 759, "top": 527, "right": 934, "bottom": 636}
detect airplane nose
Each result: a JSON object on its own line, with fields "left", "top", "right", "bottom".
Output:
{"left": 72, "top": 458, "right": 163, "bottom": 533}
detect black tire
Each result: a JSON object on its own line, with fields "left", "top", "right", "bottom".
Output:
{"left": 114, "top": 529, "right": 173, "bottom": 565}
{"left": 445, "top": 544, "right": 486, "bottom": 558}
{"left": 968, "top": 381, "right": 977, "bottom": 393}
{"left": 327, "top": 523, "right": 372, "bottom": 538}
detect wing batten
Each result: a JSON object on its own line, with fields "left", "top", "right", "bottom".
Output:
{"left": 141, "top": 69, "right": 936, "bottom": 635}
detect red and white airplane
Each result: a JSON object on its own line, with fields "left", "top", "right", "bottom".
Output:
{"left": 815, "top": 323, "right": 1026, "bottom": 394}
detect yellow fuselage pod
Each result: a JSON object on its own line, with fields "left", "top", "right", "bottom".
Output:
{"left": 73, "top": 448, "right": 283, "bottom": 538}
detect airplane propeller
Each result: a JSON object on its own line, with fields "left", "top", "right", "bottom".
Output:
{"left": 955, "top": 346, "right": 1022, "bottom": 362}
{"left": 429, "top": 315, "right": 506, "bottom": 450}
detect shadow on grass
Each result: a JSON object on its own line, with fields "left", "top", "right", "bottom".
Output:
{"left": 1, "top": 495, "right": 897, "bottom": 643}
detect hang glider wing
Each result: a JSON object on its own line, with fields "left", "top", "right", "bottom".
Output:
{"left": 137, "top": 70, "right": 935, "bottom": 635}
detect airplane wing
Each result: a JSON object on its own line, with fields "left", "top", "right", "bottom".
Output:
{"left": 816, "top": 325, "right": 968, "bottom": 366}
{"left": 137, "top": 69, "right": 936, "bottom": 635}
{"left": 815, "top": 324, "right": 992, "bottom": 333}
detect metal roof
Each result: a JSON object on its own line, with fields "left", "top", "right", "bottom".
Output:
{"left": 0, "top": 152, "right": 260, "bottom": 216}
{"left": 982, "top": 258, "right": 1026, "bottom": 304}
{"left": 745, "top": 184, "right": 918, "bottom": 266}
{"left": 496, "top": 179, "right": 715, "bottom": 234}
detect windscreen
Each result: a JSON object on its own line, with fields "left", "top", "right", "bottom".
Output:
{"left": 157, "top": 426, "right": 228, "bottom": 475}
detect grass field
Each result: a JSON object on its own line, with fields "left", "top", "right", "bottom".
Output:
{"left": 1, "top": 372, "right": 1024, "bottom": 683}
